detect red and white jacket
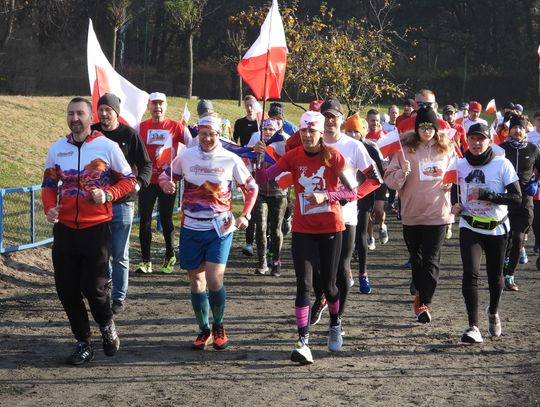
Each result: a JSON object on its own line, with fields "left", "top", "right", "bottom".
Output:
{"left": 42, "top": 131, "right": 137, "bottom": 229}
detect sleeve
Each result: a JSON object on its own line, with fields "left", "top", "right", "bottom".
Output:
{"left": 233, "top": 119, "right": 241, "bottom": 144}
{"left": 383, "top": 153, "right": 407, "bottom": 190}
{"left": 353, "top": 141, "right": 376, "bottom": 172}
{"left": 107, "top": 142, "right": 137, "bottom": 201}
{"left": 183, "top": 125, "right": 194, "bottom": 148}
{"left": 160, "top": 148, "right": 185, "bottom": 187}
{"left": 41, "top": 146, "right": 60, "bottom": 214}
{"left": 133, "top": 130, "right": 152, "bottom": 189}
{"left": 232, "top": 156, "right": 259, "bottom": 215}
{"left": 501, "top": 158, "right": 520, "bottom": 186}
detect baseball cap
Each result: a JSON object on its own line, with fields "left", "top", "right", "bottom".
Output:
{"left": 442, "top": 105, "right": 456, "bottom": 114}
{"left": 149, "top": 92, "right": 167, "bottom": 102}
{"left": 320, "top": 97, "right": 343, "bottom": 116}
{"left": 469, "top": 101, "right": 482, "bottom": 113}
{"left": 467, "top": 123, "right": 490, "bottom": 138}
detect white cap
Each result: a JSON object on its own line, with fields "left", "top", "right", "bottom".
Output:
{"left": 299, "top": 111, "right": 325, "bottom": 132}
{"left": 149, "top": 92, "right": 167, "bottom": 102}
{"left": 198, "top": 115, "right": 222, "bottom": 133}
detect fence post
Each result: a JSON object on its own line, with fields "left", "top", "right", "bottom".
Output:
{"left": 30, "top": 188, "right": 36, "bottom": 243}
{"left": 0, "top": 189, "right": 4, "bottom": 251}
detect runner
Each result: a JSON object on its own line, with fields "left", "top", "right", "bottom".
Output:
{"left": 384, "top": 108, "right": 454, "bottom": 323}
{"left": 159, "top": 114, "right": 258, "bottom": 350}
{"left": 451, "top": 123, "right": 521, "bottom": 343}
{"left": 254, "top": 110, "right": 357, "bottom": 364}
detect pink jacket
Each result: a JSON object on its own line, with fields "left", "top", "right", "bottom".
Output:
{"left": 384, "top": 140, "right": 453, "bottom": 226}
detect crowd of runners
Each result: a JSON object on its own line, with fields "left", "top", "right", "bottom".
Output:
{"left": 41, "top": 89, "right": 539, "bottom": 366}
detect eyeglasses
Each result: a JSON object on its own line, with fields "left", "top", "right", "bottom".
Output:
{"left": 417, "top": 101, "right": 433, "bottom": 108}
{"left": 418, "top": 126, "right": 435, "bottom": 132}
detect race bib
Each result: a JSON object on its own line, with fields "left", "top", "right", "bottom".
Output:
{"left": 212, "top": 211, "right": 237, "bottom": 237}
{"left": 299, "top": 192, "right": 331, "bottom": 215}
{"left": 147, "top": 129, "right": 169, "bottom": 145}
{"left": 418, "top": 160, "right": 444, "bottom": 181}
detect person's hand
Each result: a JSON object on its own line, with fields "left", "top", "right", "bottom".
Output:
{"left": 305, "top": 192, "right": 328, "bottom": 205}
{"left": 451, "top": 203, "right": 463, "bottom": 215}
{"left": 46, "top": 206, "right": 60, "bottom": 223}
{"left": 402, "top": 160, "right": 411, "bottom": 176}
{"left": 253, "top": 140, "right": 266, "bottom": 155}
{"left": 163, "top": 181, "right": 176, "bottom": 195}
{"left": 89, "top": 188, "right": 106, "bottom": 204}
{"left": 235, "top": 215, "right": 249, "bottom": 230}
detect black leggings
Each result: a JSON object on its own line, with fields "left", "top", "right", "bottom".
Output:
{"left": 292, "top": 232, "right": 342, "bottom": 308}
{"left": 533, "top": 200, "right": 540, "bottom": 246}
{"left": 337, "top": 225, "right": 356, "bottom": 315}
{"left": 460, "top": 227, "right": 507, "bottom": 327}
{"left": 138, "top": 183, "right": 176, "bottom": 260}
{"left": 505, "top": 208, "right": 532, "bottom": 276}
{"left": 403, "top": 224, "right": 446, "bottom": 305}
{"left": 52, "top": 222, "right": 112, "bottom": 342}
{"left": 355, "top": 210, "right": 370, "bottom": 275}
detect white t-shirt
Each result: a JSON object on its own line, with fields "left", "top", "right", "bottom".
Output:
{"left": 170, "top": 143, "right": 254, "bottom": 231}
{"left": 457, "top": 156, "right": 518, "bottom": 235}
{"left": 324, "top": 134, "right": 375, "bottom": 225}
{"left": 382, "top": 122, "right": 397, "bottom": 133}
{"left": 463, "top": 117, "right": 488, "bottom": 133}
{"left": 527, "top": 130, "right": 540, "bottom": 149}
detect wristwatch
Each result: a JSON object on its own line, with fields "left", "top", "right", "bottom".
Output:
{"left": 105, "top": 191, "right": 113, "bottom": 203}
{"left": 242, "top": 213, "right": 251, "bottom": 221}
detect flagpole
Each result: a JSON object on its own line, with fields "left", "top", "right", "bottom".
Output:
{"left": 256, "top": 1, "right": 276, "bottom": 169}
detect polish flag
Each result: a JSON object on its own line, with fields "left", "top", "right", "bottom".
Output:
{"left": 485, "top": 99, "right": 497, "bottom": 114}
{"left": 156, "top": 136, "right": 186, "bottom": 170}
{"left": 87, "top": 19, "right": 148, "bottom": 128}
{"left": 443, "top": 128, "right": 463, "bottom": 158}
{"left": 442, "top": 157, "right": 458, "bottom": 184}
{"left": 356, "top": 165, "right": 383, "bottom": 198}
{"left": 275, "top": 172, "right": 293, "bottom": 189}
{"left": 181, "top": 103, "right": 191, "bottom": 125}
{"left": 237, "top": 0, "right": 288, "bottom": 101}
{"left": 376, "top": 130, "right": 402, "bottom": 158}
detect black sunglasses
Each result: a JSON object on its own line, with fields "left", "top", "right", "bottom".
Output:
{"left": 417, "top": 101, "right": 433, "bottom": 108}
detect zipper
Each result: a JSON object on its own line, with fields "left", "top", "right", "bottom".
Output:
{"left": 75, "top": 142, "right": 81, "bottom": 229}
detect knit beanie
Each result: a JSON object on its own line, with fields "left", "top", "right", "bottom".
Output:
{"left": 344, "top": 113, "right": 366, "bottom": 135}
{"left": 415, "top": 108, "right": 439, "bottom": 132}
{"left": 197, "top": 99, "right": 214, "bottom": 116}
{"left": 508, "top": 114, "right": 528, "bottom": 130}
{"left": 97, "top": 93, "right": 121, "bottom": 116}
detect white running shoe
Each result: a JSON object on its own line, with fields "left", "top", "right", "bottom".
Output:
{"left": 486, "top": 307, "right": 502, "bottom": 337}
{"left": 461, "top": 326, "right": 483, "bottom": 344}
{"left": 367, "top": 237, "right": 376, "bottom": 251}
{"left": 290, "top": 338, "right": 313, "bottom": 365}
{"left": 328, "top": 320, "right": 343, "bottom": 352}
{"left": 379, "top": 224, "right": 389, "bottom": 244}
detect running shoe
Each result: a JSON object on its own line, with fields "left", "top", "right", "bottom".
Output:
{"left": 359, "top": 274, "right": 372, "bottom": 294}
{"left": 445, "top": 224, "right": 452, "bottom": 240}
{"left": 242, "top": 244, "right": 254, "bottom": 256}
{"left": 534, "top": 244, "right": 540, "bottom": 254}
{"left": 255, "top": 258, "right": 269, "bottom": 275}
{"left": 66, "top": 341, "right": 94, "bottom": 366}
{"left": 290, "top": 337, "right": 313, "bottom": 365}
{"left": 310, "top": 297, "right": 328, "bottom": 326}
{"left": 379, "top": 224, "right": 389, "bottom": 245}
{"left": 486, "top": 307, "right": 502, "bottom": 338}
{"left": 271, "top": 260, "right": 281, "bottom": 277}
{"left": 212, "top": 324, "right": 229, "bottom": 350}
{"left": 135, "top": 261, "right": 152, "bottom": 274}
{"left": 192, "top": 329, "right": 212, "bottom": 350}
{"left": 504, "top": 275, "right": 519, "bottom": 291}
{"left": 367, "top": 237, "right": 376, "bottom": 251}
{"left": 328, "top": 320, "right": 343, "bottom": 352}
{"left": 519, "top": 247, "right": 528, "bottom": 264}
{"left": 160, "top": 255, "right": 176, "bottom": 274}
{"left": 282, "top": 217, "right": 292, "bottom": 236}
{"left": 403, "top": 260, "right": 412, "bottom": 269}
{"left": 416, "top": 305, "right": 432, "bottom": 323}
{"left": 461, "top": 326, "right": 483, "bottom": 343}
{"left": 100, "top": 320, "right": 120, "bottom": 357}
{"left": 349, "top": 275, "right": 355, "bottom": 288}
{"left": 111, "top": 300, "right": 125, "bottom": 314}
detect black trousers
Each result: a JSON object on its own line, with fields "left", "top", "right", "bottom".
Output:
{"left": 138, "top": 183, "right": 176, "bottom": 260}
{"left": 52, "top": 222, "right": 113, "bottom": 342}
{"left": 460, "top": 227, "right": 507, "bottom": 327}
{"left": 505, "top": 207, "right": 532, "bottom": 276}
{"left": 402, "top": 224, "right": 446, "bottom": 305}
{"left": 292, "top": 232, "right": 342, "bottom": 308}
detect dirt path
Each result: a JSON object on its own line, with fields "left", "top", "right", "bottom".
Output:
{"left": 1, "top": 218, "right": 539, "bottom": 406}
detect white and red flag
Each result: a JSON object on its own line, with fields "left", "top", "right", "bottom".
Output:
{"left": 376, "top": 130, "right": 402, "bottom": 158}
{"left": 485, "top": 98, "right": 497, "bottom": 114}
{"left": 442, "top": 157, "right": 458, "bottom": 184}
{"left": 87, "top": 19, "right": 148, "bottom": 128}
{"left": 181, "top": 103, "right": 191, "bottom": 125}
{"left": 237, "top": 0, "right": 287, "bottom": 101}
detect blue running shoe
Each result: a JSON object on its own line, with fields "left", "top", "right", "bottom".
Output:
{"left": 519, "top": 247, "right": 528, "bottom": 264}
{"left": 359, "top": 274, "right": 372, "bottom": 294}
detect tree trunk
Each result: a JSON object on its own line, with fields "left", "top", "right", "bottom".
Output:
{"left": 187, "top": 33, "right": 193, "bottom": 98}
{"left": 0, "top": 0, "right": 15, "bottom": 49}
{"left": 112, "top": 28, "right": 117, "bottom": 69}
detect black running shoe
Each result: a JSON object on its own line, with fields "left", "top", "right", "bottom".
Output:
{"left": 100, "top": 320, "right": 120, "bottom": 357}
{"left": 66, "top": 341, "right": 94, "bottom": 366}
{"left": 111, "top": 300, "right": 124, "bottom": 314}
{"left": 310, "top": 297, "right": 328, "bottom": 326}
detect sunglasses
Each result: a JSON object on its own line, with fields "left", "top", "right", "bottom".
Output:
{"left": 417, "top": 101, "right": 433, "bottom": 108}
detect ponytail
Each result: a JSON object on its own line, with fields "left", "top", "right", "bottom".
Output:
{"left": 319, "top": 138, "right": 334, "bottom": 167}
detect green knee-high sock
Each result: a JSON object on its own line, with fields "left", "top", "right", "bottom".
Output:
{"left": 208, "top": 286, "right": 226, "bottom": 326}
{"left": 191, "top": 291, "right": 210, "bottom": 331}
